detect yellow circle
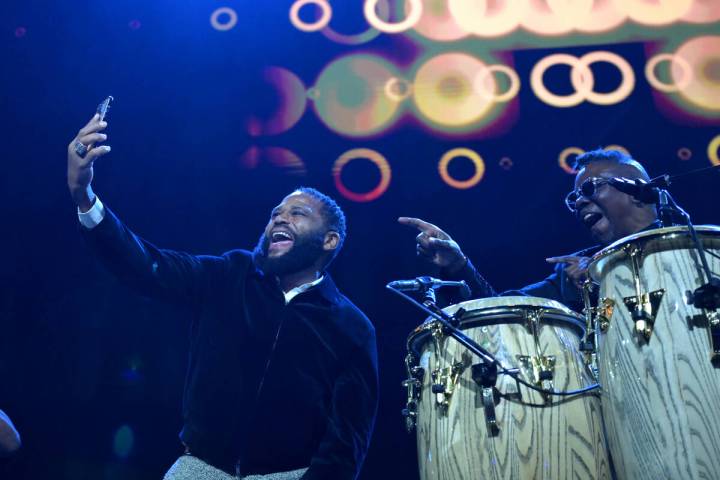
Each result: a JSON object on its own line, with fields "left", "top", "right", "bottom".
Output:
{"left": 384, "top": 77, "right": 413, "bottom": 102}
{"left": 645, "top": 53, "right": 693, "bottom": 93}
{"left": 708, "top": 135, "right": 720, "bottom": 166}
{"left": 438, "top": 148, "right": 486, "bottom": 189}
{"left": 474, "top": 64, "right": 521, "bottom": 102}
{"left": 364, "top": 0, "right": 423, "bottom": 34}
{"left": 289, "top": 0, "right": 332, "bottom": 32}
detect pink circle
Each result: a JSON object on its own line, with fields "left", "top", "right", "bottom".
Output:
{"left": 15, "top": 27, "right": 26, "bottom": 38}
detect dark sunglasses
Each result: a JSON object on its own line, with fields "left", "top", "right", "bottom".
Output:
{"left": 565, "top": 177, "right": 610, "bottom": 212}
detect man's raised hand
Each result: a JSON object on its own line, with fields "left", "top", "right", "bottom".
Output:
{"left": 398, "top": 217, "right": 467, "bottom": 272}
{"left": 67, "top": 113, "right": 111, "bottom": 211}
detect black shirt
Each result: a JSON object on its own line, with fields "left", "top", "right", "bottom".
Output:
{"left": 82, "top": 208, "right": 378, "bottom": 479}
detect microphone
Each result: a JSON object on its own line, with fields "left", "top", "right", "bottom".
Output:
{"left": 387, "top": 276, "right": 471, "bottom": 299}
{"left": 607, "top": 175, "right": 670, "bottom": 204}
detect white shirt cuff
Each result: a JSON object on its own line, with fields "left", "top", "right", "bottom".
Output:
{"left": 78, "top": 196, "right": 106, "bottom": 229}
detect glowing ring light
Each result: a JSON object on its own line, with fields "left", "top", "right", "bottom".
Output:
{"left": 645, "top": 53, "right": 693, "bottom": 93}
{"left": 332, "top": 148, "right": 391, "bottom": 202}
{"left": 290, "top": 0, "right": 332, "bottom": 32}
{"left": 499, "top": 157, "right": 513, "bottom": 170}
{"left": 364, "top": 0, "right": 423, "bottom": 34}
{"left": 603, "top": 145, "right": 630, "bottom": 156}
{"left": 709, "top": 135, "right": 720, "bottom": 166}
{"left": 474, "top": 64, "right": 521, "bottom": 102}
{"left": 322, "top": 0, "right": 388, "bottom": 45}
{"left": 558, "top": 147, "right": 585, "bottom": 174}
{"left": 210, "top": 7, "right": 238, "bottom": 31}
{"left": 531, "top": 54, "right": 593, "bottom": 108}
{"left": 677, "top": 147, "right": 692, "bottom": 161}
{"left": 674, "top": 36, "right": 720, "bottom": 111}
{"left": 384, "top": 77, "right": 413, "bottom": 102}
{"left": 438, "top": 148, "right": 486, "bottom": 189}
{"left": 573, "top": 51, "right": 635, "bottom": 106}
{"left": 448, "top": 0, "right": 526, "bottom": 38}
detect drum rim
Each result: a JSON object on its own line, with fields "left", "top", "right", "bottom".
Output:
{"left": 588, "top": 225, "right": 720, "bottom": 280}
{"left": 406, "top": 304, "right": 585, "bottom": 353}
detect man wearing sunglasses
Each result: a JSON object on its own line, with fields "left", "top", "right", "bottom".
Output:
{"left": 399, "top": 149, "right": 660, "bottom": 312}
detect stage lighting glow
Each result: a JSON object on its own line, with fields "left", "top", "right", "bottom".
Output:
{"left": 438, "top": 148, "right": 486, "bottom": 189}
{"left": 709, "top": 135, "right": 720, "bottom": 166}
{"left": 447, "top": 0, "right": 525, "bottom": 38}
{"left": 522, "top": 0, "right": 593, "bottom": 36}
{"left": 113, "top": 425, "right": 134, "bottom": 459}
{"left": 603, "top": 145, "right": 630, "bottom": 156}
{"left": 289, "top": 0, "right": 332, "bottom": 32}
{"left": 499, "top": 156, "right": 513, "bottom": 170}
{"left": 612, "top": 0, "right": 693, "bottom": 26}
{"left": 674, "top": 35, "right": 720, "bottom": 111}
{"left": 246, "top": 67, "right": 307, "bottom": 136}
{"left": 410, "top": 0, "right": 469, "bottom": 42}
{"left": 364, "top": 0, "right": 423, "bottom": 34}
{"left": 412, "top": 53, "right": 495, "bottom": 129}
{"left": 14, "top": 27, "right": 26, "bottom": 38}
{"left": 384, "top": 77, "right": 413, "bottom": 102}
{"left": 321, "top": 1, "right": 388, "bottom": 45}
{"left": 128, "top": 20, "right": 141, "bottom": 30}
{"left": 333, "top": 148, "right": 391, "bottom": 202}
{"left": 240, "top": 147, "right": 307, "bottom": 175}
{"left": 474, "top": 64, "right": 521, "bottom": 103}
{"left": 682, "top": 0, "right": 720, "bottom": 24}
{"left": 210, "top": 7, "right": 238, "bottom": 31}
{"left": 530, "top": 51, "right": 635, "bottom": 107}
{"left": 645, "top": 53, "right": 693, "bottom": 93}
{"left": 311, "top": 55, "right": 402, "bottom": 137}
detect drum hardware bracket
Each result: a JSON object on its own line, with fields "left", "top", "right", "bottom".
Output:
{"left": 623, "top": 289, "right": 665, "bottom": 343}
{"left": 431, "top": 360, "right": 466, "bottom": 410}
{"left": 597, "top": 298, "right": 615, "bottom": 333}
{"left": 471, "top": 362, "right": 500, "bottom": 436}
{"left": 704, "top": 311, "right": 720, "bottom": 368}
{"left": 623, "top": 244, "right": 665, "bottom": 343}
{"left": 402, "top": 354, "right": 425, "bottom": 432}
{"left": 516, "top": 354, "right": 556, "bottom": 397}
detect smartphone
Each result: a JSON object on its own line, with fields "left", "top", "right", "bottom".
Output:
{"left": 97, "top": 96, "right": 114, "bottom": 122}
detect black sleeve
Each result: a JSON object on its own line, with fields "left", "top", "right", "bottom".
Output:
{"left": 302, "top": 321, "right": 379, "bottom": 480}
{"left": 442, "top": 257, "right": 498, "bottom": 301}
{"left": 81, "top": 207, "right": 227, "bottom": 306}
{"left": 502, "top": 264, "right": 565, "bottom": 301}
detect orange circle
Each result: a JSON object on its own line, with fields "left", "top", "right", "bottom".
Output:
{"left": 438, "top": 148, "right": 486, "bottom": 189}
{"left": 558, "top": 147, "right": 584, "bottom": 174}
{"left": 332, "top": 148, "right": 392, "bottom": 202}
{"left": 677, "top": 147, "right": 692, "bottom": 161}
{"left": 290, "top": 0, "right": 332, "bottom": 32}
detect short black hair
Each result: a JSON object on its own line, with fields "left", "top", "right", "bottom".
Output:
{"left": 294, "top": 187, "right": 347, "bottom": 266}
{"left": 574, "top": 148, "right": 651, "bottom": 180}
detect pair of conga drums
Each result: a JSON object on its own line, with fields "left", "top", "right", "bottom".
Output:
{"left": 404, "top": 226, "right": 720, "bottom": 479}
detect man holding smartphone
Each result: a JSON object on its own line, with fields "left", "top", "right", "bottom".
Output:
{"left": 67, "top": 111, "right": 378, "bottom": 480}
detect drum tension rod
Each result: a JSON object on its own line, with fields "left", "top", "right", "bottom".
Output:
{"left": 471, "top": 362, "right": 500, "bottom": 437}
{"left": 401, "top": 354, "right": 425, "bottom": 433}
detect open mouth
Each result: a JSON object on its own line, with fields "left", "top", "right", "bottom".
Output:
{"left": 269, "top": 230, "right": 295, "bottom": 254}
{"left": 581, "top": 211, "right": 603, "bottom": 229}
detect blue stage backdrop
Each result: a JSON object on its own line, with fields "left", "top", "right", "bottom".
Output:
{"left": 1, "top": 1, "right": 719, "bottom": 478}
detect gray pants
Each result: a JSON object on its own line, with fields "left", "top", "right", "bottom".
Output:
{"left": 163, "top": 454, "right": 308, "bottom": 480}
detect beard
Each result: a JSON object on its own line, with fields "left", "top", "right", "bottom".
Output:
{"left": 253, "top": 229, "right": 326, "bottom": 276}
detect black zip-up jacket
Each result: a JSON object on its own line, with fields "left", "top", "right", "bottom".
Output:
{"left": 81, "top": 207, "right": 378, "bottom": 479}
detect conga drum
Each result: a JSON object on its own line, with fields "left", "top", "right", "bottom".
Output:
{"left": 404, "top": 296, "right": 610, "bottom": 480}
{"left": 589, "top": 226, "right": 720, "bottom": 479}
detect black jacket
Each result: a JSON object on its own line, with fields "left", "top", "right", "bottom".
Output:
{"left": 82, "top": 208, "right": 378, "bottom": 479}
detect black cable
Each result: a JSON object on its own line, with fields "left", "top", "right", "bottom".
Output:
{"left": 387, "top": 286, "right": 600, "bottom": 397}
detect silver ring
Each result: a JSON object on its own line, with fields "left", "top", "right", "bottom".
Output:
{"left": 74, "top": 140, "right": 88, "bottom": 157}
